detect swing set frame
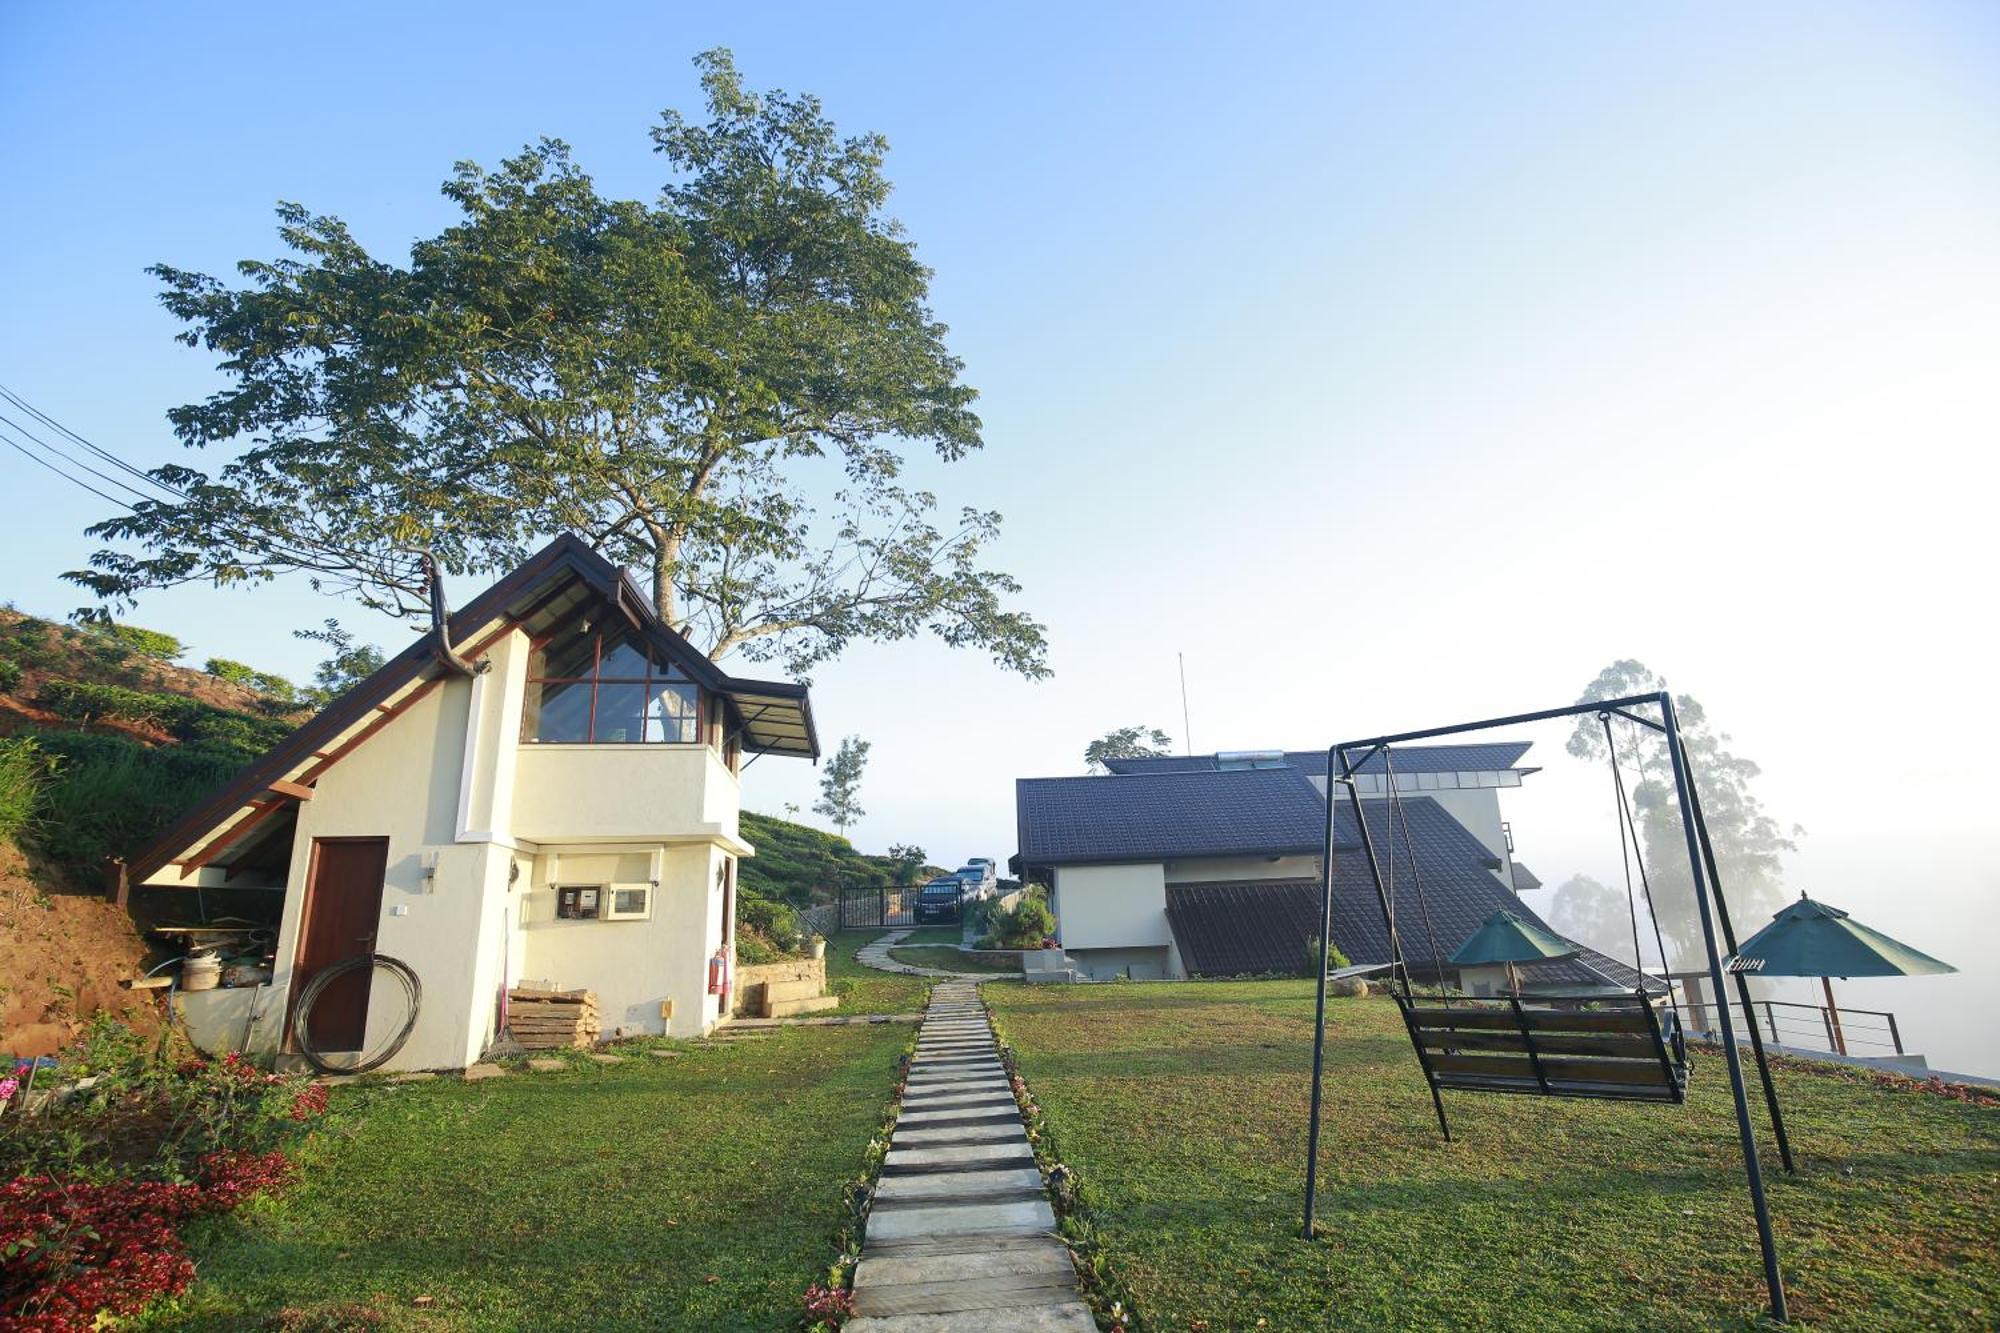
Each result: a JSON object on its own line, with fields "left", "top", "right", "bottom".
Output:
{"left": 1300, "top": 691, "right": 1795, "bottom": 1323}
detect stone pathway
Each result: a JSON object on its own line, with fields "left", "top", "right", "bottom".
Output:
{"left": 856, "top": 928, "right": 993, "bottom": 979}
{"left": 847, "top": 979, "right": 1093, "bottom": 1331}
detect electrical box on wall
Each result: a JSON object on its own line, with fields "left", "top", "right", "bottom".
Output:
{"left": 659, "top": 999, "right": 674, "bottom": 1020}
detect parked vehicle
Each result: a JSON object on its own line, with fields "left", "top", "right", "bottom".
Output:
{"left": 915, "top": 877, "right": 965, "bottom": 923}
{"left": 955, "top": 860, "right": 997, "bottom": 897}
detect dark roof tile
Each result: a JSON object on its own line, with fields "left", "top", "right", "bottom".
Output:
{"left": 1016, "top": 767, "right": 1326, "bottom": 866}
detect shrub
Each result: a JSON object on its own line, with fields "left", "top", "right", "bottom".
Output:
{"left": 992, "top": 888, "right": 1056, "bottom": 949}
{"left": 0, "top": 736, "right": 54, "bottom": 844}
{"left": 0, "top": 655, "right": 22, "bottom": 693}
{"left": 204, "top": 657, "right": 256, "bottom": 684}
{"left": 22, "top": 730, "right": 241, "bottom": 877}
{"left": 734, "top": 927, "right": 783, "bottom": 966}
{"left": 39, "top": 679, "right": 200, "bottom": 731}
{"left": 89, "top": 622, "right": 185, "bottom": 661}
{"left": 739, "top": 892, "right": 803, "bottom": 950}
{"left": 1305, "top": 936, "right": 1352, "bottom": 976}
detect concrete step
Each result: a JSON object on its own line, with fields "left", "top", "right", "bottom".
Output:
{"left": 873, "top": 1166, "right": 1045, "bottom": 1203}
{"left": 865, "top": 1196, "right": 1057, "bottom": 1243}
{"left": 766, "top": 994, "right": 841, "bottom": 1018}
{"left": 884, "top": 1141, "right": 1034, "bottom": 1172}
{"left": 846, "top": 1304, "right": 1099, "bottom": 1332}
{"left": 765, "top": 977, "right": 826, "bottom": 1003}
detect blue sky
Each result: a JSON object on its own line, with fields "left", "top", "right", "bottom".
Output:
{"left": 5, "top": 5, "right": 1998, "bottom": 1068}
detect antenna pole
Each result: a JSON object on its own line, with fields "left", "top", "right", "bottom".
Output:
{"left": 1178, "top": 652, "right": 1193, "bottom": 755}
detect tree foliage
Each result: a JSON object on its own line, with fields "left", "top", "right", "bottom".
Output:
{"left": 1568, "top": 660, "right": 1798, "bottom": 968}
{"left": 1545, "top": 873, "right": 1640, "bottom": 963}
{"left": 72, "top": 49, "right": 1046, "bottom": 684}
{"left": 1084, "top": 724, "right": 1175, "bottom": 773}
{"left": 293, "top": 620, "right": 386, "bottom": 708}
{"left": 886, "top": 842, "right": 928, "bottom": 886}
{"left": 814, "top": 734, "right": 870, "bottom": 832}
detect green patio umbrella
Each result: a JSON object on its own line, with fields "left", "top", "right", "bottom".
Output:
{"left": 1450, "top": 909, "right": 1577, "bottom": 994}
{"left": 1731, "top": 894, "right": 1956, "bottom": 1055}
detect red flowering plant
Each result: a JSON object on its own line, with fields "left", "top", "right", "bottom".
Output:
{"left": 0, "top": 1018, "right": 328, "bottom": 1329}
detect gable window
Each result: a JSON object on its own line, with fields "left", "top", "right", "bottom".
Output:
{"left": 523, "top": 620, "right": 702, "bottom": 744}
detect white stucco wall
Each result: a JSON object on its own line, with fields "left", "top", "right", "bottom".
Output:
{"left": 1053, "top": 863, "right": 1170, "bottom": 951}
{"left": 1163, "top": 854, "right": 1319, "bottom": 884}
{"left": 174, "top": 621, "right": 754, "bottom": 1069}
{"left": 519, "top": 843, "right": 727, "bottom": 1038}
{"left": 511, "top": 743, "right": 740, "bottom": 844}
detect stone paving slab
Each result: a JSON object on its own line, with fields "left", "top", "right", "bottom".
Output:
{"left": 873, "top": 1166, "right": 1046, "bottom": 1202}
{"left": 892, "top": 1123, "right": 1031, "bottom": 1148}
{"left": 864, "top": 1197, "right": 1056, "bottom": 1242}
{"left": 855, "top": 1238, "right": 1077, "bottom": 1287}
{"left": 883, "top": 1140, "right": 1034, "bottom": 1171}
{"left": 844, "top": 1288, "right": 1096, "bottom": 1320}
{"left": 854, "top": 1274, "right": 1084, "bottom": 1319}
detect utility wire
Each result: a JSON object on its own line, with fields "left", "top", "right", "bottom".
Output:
{"left": 0, "top": 429, "right": 134, "bottom": 510}
{"left": 0, "top": 413, "right": 167, "bottom": 506}
{"left": 0, "top": 380, "right": 188, "bottom": 498}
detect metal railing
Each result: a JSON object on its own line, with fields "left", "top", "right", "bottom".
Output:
{"left": 1665, "top": 974, "right": 1904, "bottom": 1058}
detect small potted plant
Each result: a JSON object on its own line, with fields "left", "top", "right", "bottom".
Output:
{"left": 808, "top": 933, "right": 827, "bottom": 961}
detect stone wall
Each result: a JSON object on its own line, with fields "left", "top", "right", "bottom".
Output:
{"left": 732, "top": 956, "right": 826, "bottom": 1017}
{"left": 798, "top": 902, "right": 840, "bottom": 941}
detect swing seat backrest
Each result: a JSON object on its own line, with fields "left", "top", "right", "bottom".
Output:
{"left": 1396, "top": 994, "right": 1688, "bottom": 1104}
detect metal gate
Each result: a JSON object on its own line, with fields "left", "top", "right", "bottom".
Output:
{"left": 840, "top": 885, "right": 919, "bottom": 929}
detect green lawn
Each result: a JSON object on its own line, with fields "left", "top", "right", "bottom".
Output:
{"left": 986, "top": 981, "right": 2000, "bottom": 1331}
{"left": 887, "top": 946, "right": 1018, "bottom": 973}
{"left": 824, "top": 930, "right": 931, "bottom": 1014}
{"left": 155, "top": 1025, "right": 908, "bottom": 1331}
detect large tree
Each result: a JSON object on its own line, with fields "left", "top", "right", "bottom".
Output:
{"left": 1568, "top": 661, "right": 1798, "bottom": 969}
{"left": 1545, "top": 874, "right": 1641, "bottom": 964}
{"left": 1083, "top": 724, "right": 1175, "bottom": 773}
{"left": 72, "top": 50, "right": 1046, "bottom": 683}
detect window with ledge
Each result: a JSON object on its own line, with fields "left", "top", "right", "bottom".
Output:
{"left": 523, "top": 621, "right": 702, "bottom": 744}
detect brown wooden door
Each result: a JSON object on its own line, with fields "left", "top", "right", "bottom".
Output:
{"left": 290, "top": 837, "right": 388, "bottom": 1053}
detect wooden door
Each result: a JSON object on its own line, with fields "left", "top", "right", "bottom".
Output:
{"left": 290, "top": 837, "right": 388, "bottom": 1053}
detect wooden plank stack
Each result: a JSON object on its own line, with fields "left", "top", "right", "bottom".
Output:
{"left": 507, "top": 987, "right": 600, "bottom": 1049}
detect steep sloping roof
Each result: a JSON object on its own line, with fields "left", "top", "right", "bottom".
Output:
{"left": 1163, "top": 797, "right": 1662, "bottom": 993}
{"left": 128, "top": 534, "right": 816, "bottom": 884}
{"left": 1104, "top": 741, "right": 1535, "bottom": 777}
{"left": 1015, "top": 767, "right": 1327, "bottom": 867}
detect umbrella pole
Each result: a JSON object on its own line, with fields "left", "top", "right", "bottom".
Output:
{"left": 1821, "top": 977, "right": 1847, "bottom": 1056}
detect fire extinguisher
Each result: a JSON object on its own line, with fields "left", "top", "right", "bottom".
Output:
{"left": 707, "top": 949, "right": 731, "bottom": 996}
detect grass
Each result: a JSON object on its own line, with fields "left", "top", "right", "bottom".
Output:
{"left": 986, "top": 980, "right": 2000, "bottom": 1331}
{"left": 823, "top": 930, "right": 930, "bottom": 1014}
{"left": 880, "top": 923, "right": 1016, "bottom": 974}
{"left": 155, "top": 1024, "right": 909, "bottom": 1331}
{"left": 887, "top": 947, "right": 1019, "bottom": 974}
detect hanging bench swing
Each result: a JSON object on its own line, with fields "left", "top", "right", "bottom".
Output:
{"left": 1299, "top": 691, "right": 1796, "bottom": 1324}
{"left": 1388, "top": 710, "right": 1689, "bottom": 1110}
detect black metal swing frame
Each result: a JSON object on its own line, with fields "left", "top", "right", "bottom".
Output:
{"left": 1299, "top": 691, "right": 1795, "bottom": 1324}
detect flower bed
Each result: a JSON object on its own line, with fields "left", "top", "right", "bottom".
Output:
{"left": 0, "top": 1019, "right": 328, "bottom": 1329}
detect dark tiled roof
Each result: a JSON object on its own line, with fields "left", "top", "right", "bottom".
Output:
{"left": 1510, "top": 861, "right": 1543, "bottom": 893}
{"left": 1104, "top": 741, "right": 1535, "bottom": 777}
{"left": 1015, "top": 767, "right": 1326, "bottom": 867}
{"left": 1163, "top": 797, "right": 1661, "bottom": 993}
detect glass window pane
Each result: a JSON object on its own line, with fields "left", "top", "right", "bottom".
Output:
{"left": 1417, "top": 772, "right": 1439, "bottom": 790}
{"left": 598, "top": 631, "right": 651, "bottom": 679}
{"left": 647, "top": 682, "right": 700, "bottom": 743}
{"left": 534, "top": 623, "right": 597, "bottom": 680}
{"left": 1458, "top": 771, "right": 1481, "bottom": 788}
{"left": 592, "top": 683, "right": 647, "bottom": 743}
{"left": 612, "top": 887, "right": 649, "bottom": 916}
{"left": 531, "top": 680, "right": 593, "bottom": 742}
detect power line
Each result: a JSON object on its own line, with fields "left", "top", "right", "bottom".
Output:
{"left": 0, "top": 413, "right": 165, "bottom": 506}
{"left": 0, "top": 380, "right": 187, "bottom": 498}
{"left": 0, "top": 429, "right": 134, "bottom": 510}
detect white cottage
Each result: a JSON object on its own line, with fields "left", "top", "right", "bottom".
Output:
{"left": 127, "top": 535, "right": 817, "bottom": 1071}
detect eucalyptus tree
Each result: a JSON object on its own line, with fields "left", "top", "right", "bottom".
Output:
{"left": 1568, "top": 660, "right": 1797, "bottom": 968}
{"left": 74, "top": 50, "right": 1046, "bottom": 683}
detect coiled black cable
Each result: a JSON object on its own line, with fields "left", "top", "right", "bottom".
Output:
{"left": 290, "top": 953, "right": 423, "bottom": 1074}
